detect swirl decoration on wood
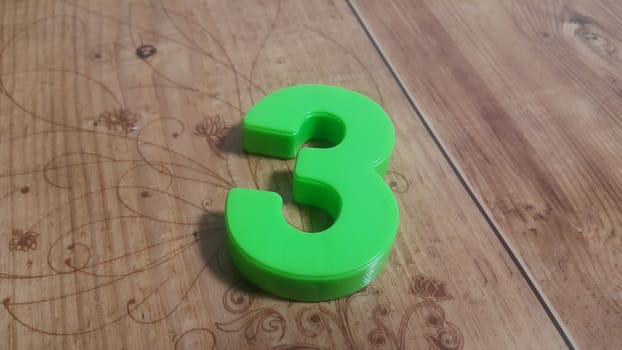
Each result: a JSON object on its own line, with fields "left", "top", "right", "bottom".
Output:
{"left": 0, "top": 0, "right": 461, "bottom": 348}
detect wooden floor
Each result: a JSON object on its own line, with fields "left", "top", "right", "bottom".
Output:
{"left": 0, "top": 0, "right": 619, "bottom": 349}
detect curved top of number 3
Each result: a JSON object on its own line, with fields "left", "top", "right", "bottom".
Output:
{"left": 225, "top": 84, "right": 399, "bottom": 301}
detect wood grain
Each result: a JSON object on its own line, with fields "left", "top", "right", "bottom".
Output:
{"left": 0, "top": 0, "right": 567, "bottom": 349}
{"left": 351, "top": 0, "right": 622, "bottom": 348}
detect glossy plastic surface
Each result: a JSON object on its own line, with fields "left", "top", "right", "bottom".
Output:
{"left": 225, "top": 84, "right": 399, "bottom": 301}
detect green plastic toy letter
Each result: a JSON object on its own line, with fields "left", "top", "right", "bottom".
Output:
{"left": 225, "top": 84, "right": 399, "bottom": 301}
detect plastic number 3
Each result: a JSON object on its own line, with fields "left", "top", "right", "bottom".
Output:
{"left": 225, "top": 84, "right": 399, "bottom": 301}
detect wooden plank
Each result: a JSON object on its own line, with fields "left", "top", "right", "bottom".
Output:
{"left": 0, "top": 0, "right": 566, "bottom": 349}
{"left": 351, "top": 0, "right": 622, "bottom": 348}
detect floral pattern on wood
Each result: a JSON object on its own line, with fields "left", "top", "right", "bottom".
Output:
{"left": 194, "top": 115, "right": 230, "bottom": 159}
{"left": 410, "top": 275, "right": 453, "bottom": 302}
{"left": 8, "top": 229, "right": 39, "bottom": 252}
{"left": 0, "top": 0, "right": 461, "bottom": 349}
{"left": 218, "top": 280, "right": 463, "bottom": 349}
{"left": 216, "top": 282, "right": 287, "bottom": 344}
{"left": 94, "top": 108, "right": 141, "bottom": 134}
{"left": 366, "top": 276, "right": 463, "bottom": 350}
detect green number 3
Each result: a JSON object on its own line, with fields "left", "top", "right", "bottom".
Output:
{"left": 225, "top": 85, "right": 399, "bottom": 301}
